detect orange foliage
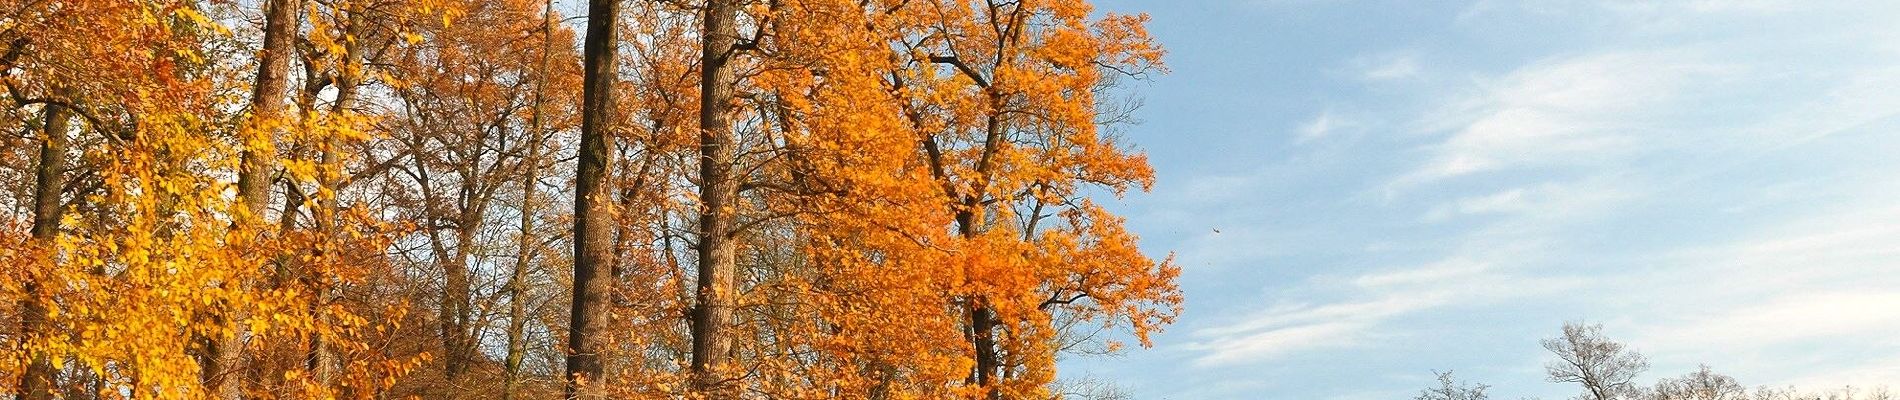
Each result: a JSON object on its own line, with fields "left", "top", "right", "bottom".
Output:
{"left": 2, "top": 0, "right": 1176, "bottom": 398}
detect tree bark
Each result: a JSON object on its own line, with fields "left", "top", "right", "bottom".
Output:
{"left": 213, "top": 0, "right": 298, "bottom": 396}
{"left": 566, "top": 0, "right": 619, "bottom": 396}
{"left": 442, "top": 220, "right": 477, "bottom": 378}
{"left": 18, "top": 100, "right": 72, "bottom": 400}
{"left": 240, "top": 0, "right": 295, "bottom": 223}
{"left": 691, "top": 0, "right": 741, "bottom": 396}
{"left": 309, "top": 0, "right": 366, "bottom": 388}
{"left": 504, "top": 2, "right": 555, "bottom": 398}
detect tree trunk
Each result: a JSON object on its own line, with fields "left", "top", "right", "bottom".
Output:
{"left": 954, "top": 207, "right": 1002, "bottom": 398}
{"left": 691, "top": 0, "right": 741, "bottom": 396}
{"left": 18, "top": 100, "right": 72, "bottom": 400}
{"left": 309, "top": 0, "right": 366, "bottom": 388}
{"left": 566, "top": 0, "right": 619, "bottom": 396}
{"left": 238, "top": 0, "right": 296, "bottom": 220}
{"left": 212, "top": 0, "right": 297, "bottom": 396}
{"left": 442, "top": 221, "right": 476, "bottom": 378}
{"left": 968, "top": 83, "right": 1013, "bottom": 400}
{"left": 504, "top": 2, "right": 555, "bottom": 398}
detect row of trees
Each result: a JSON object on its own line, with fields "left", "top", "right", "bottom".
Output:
{"left": 1418, "top": 323, "right": 1893, "bottom": 400}
{"left": 0, "top": 0, "right": 1181, "bottom": 398}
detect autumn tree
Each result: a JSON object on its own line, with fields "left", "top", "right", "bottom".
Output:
{"left": 878, "top": 0, "right": 1181, "bottom": 396}
{"left": 383, "top": 0, "right": 574, "bottom": 384}
{"left": 2, "top": 1, "right": 250, "bottom": 397}
{"left": 3, "top": 0, "right": 1180, "bottom": 399}
{"left": 503, "top": 0, "right": 568, "bottom": 397}
{"left": 2, "top": 0, "right": 432, "bottom": 398}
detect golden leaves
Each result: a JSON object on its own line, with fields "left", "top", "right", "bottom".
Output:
{"left": 4, "top": 0, "right": 1175, "bottom": 397}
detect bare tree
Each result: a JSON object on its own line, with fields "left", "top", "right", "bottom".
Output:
{"left": 1055, "top": 376, "right": 1135, "bottom": 400}
{"left": 1816, "top": 387, "right": 1897, "bottom": 400}
{"left": 1417, "top": 370, "right": 1491, "bottom": 400}
{"left": 1652, "top": 365, "right": 1746, "bottom": 400}
{"left": 1544, "top": 322, "right": 1649, "bottom": 400}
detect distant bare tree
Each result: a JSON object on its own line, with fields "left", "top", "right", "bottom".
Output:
{"left": 1814, "top": 386, "right": 1897, "bottom": 400}
{"left": 1055, "top": 376, "right": 1134, "bottom": 400}
{"left": 1417, "top": 370, "right": 1491, "bottom": 400}
{"left": 1651, "top": 365, "right": 1745, "bottom": 400}
{"left": 1543, "top": 322, "right": 1649, "bottom": 400}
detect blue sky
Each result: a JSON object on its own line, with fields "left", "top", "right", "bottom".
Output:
{"left": 1068, "top": 1, "right": 1900, "bottom": 398}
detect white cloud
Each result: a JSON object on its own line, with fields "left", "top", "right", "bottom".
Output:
{"left": 1422, "top": 188, "right": 1527, "bottom": 221}
{"left": 1360, "top": 55, "right": 1420, "bottom": 81}
{"left": 1187, "top": 257, "right": 1582, "bottom": 366}
{"left": 1351, "top": 258, "right": 1491, "bottom": 288}
{"left": 1397, "top": 52, "right": 1721, "bottom": 186}
{"left": 1070, "top": 2, "right": 1900, "bottom": 397}
{"left": 1297, "top": 110, "right": 1353, "bottom": 142}
{"left": 1421, "top": 179, "right": 1638, "bottom": 223}
{"left": 1191, "top": 319, "right": 1371, "bottom": 366}
{"left": 1639, "top": 291, "right": 1900, "bottom": 351}
{"left": 1685, "top": 0, "right": 1796, "bottom": 13}
{"left": 1604, "top": 201, "right": 1900, "bottom": 389}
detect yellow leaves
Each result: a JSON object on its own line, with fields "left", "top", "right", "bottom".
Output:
{"left": 284, "top": 159, "right": 320, "bottom": 183}
{"left": 174, "top": 6, "right": 231, "bottom": 36}
{"left": 5, "top": 0, "right": 1174, "bottom": 397}
{"left": 1092, "top": 13, "right": 1167, "bottom": 74}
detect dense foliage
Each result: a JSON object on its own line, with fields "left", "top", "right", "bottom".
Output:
{"left": 0, "top": 0, "right": 1179, "bottom": 399}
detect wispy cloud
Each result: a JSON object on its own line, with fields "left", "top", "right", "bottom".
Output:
{"left": 1355, "top": 53, "right": 1420, "bottom": 81}
{"left": 1187, "top": 258, "right": 1583, "bottom": 366}
{"left": 1620, "top": 202, "right": 1900, "bottom": 388}
{"left": 1639, "top": 291, "right": 1900, "bottom": 352}
{"left": 1421, "top": 180, "right": 1635, "bottom": 223}
{"left": 1297, "top": 110, "right": 1355, "bottom": 143}
{"left": 1395, "top": 52, "right": 1723, "bottom": 187}
{"left": 1065, "top": 1, "right": 1900, "bottom": 398}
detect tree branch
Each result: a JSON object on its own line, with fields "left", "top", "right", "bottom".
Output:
{"left": 930, "top": 55, "right": 990, "bottom": 88}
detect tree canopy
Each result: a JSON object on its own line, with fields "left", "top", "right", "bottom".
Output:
{"left": 0, "top": 0, "right": 1179, "bottom": 398}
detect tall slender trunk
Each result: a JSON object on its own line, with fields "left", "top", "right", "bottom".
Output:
{"left": 504, "top": 2, "right": 555, "bottom": 397}
{"left": 442, "top": 220, "right": 477, "bottom": 378}
{"left": 309, "top": 0, "right": 365, "bottom": 388}
{"left": 690, "top": 0, "right": 740, "bottom": 396}
{"left": 502, "top": 127, "right": 543, "bottom": 400}
{"left": 18, "top": 101, "right": 72, "bottom": 400}
{"left": 238, "top": 0, "right": 295, "bottom": 219}
{"left": 566, "top": 0, "right": 619, "bottom": 397}
{"left": 214, "top": 0, "right": 298, "bottom": 396}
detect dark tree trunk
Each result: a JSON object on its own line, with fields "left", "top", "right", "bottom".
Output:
{"left": 690, "top": 0, "right": 741, "bottom": 397}
{"left": 211, "top": 0, "right": 298, "bottom": 396}
{"left": 239, "top": 0, "right": 294, "bottom": 220}
{"left": 18, "top": 100, "right": 72, "bottom": 400}
{"left": 566, "top": 0, "right": 619, "bottom": 396}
